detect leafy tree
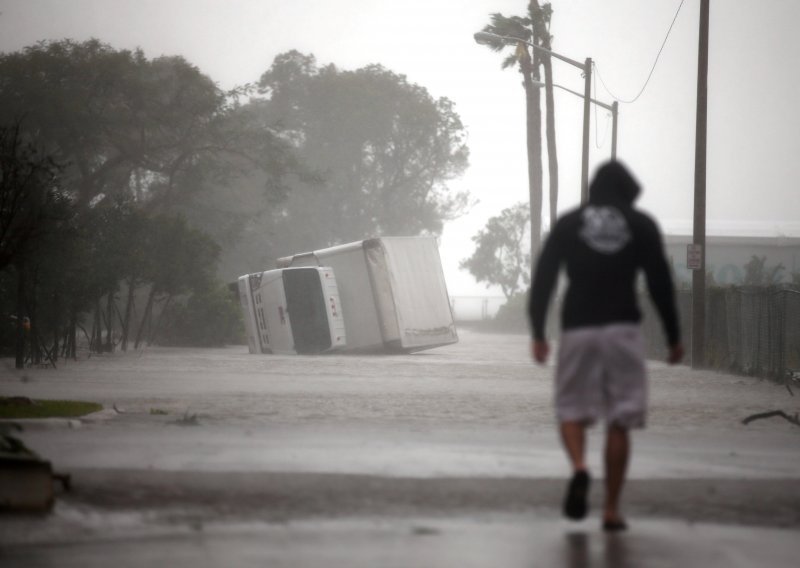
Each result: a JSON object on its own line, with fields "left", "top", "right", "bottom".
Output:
{"left": 460, "top": 202, "right": 531, "bottom": 300}
{"left": 492, "top": 290, "right": 530, "bottom": 332}
{"left": 134, "top": 213, "right": 221, "bottom": 348}
{"left": 0, "top": 121, "right": 62, "bottom": 271}
{"left": 0, "top": 121, "right": 69, "bottom": 367}
{"left": 743, "top": 255, "right": 785, "bottom": 286}
{"left": 157, "top": 282, "right": 242, "bottom": 347}
{"left": 75, "top": 199, "right": 141, "bottom": 352}
{"left": 0, "top": 39, "right": 299, "bottom": 219}
{"left": 0, "top": 40, "right": 303, "bottom": 357}
{"left": 478, "top": 2, "right": 558, "bottom": 256}
{"left": 250, "top": 51, "right": 469, "bottom": 256}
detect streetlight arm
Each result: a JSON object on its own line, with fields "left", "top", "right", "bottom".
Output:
{"left": 474, "top": 31, "right": 598, "bottom": 199}
{"left": 530, "top": 80, "right": 614, "bottom": 112}
{"left": 474, "top": 31, "right": 586, "bottom": 71}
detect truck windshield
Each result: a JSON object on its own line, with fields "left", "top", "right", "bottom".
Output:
{"left": 282, "top": 269, "right": 332, "bottom": 353}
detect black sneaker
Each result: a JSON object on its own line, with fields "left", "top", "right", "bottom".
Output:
{"left": 563, "top": 470, "right": 590, "bottom": 520}
{"left": 602, "top": 519, "right": 628, "bottom": 532}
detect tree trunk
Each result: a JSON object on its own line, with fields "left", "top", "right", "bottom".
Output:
{"left": 541, "top": 47, "right": 559, "bottom": 228}
{"left": 520, "top": 49, "right": 544, "bottom": 261}
{"left": 91, "top": 301, "right": 102, "bottom": 353}
{"left": 135, "top": 286, "right": 157, "bottom": 349}
{"left": 120, "top": 278, "right": 136, "bottom": 351}
{"left": 52, "top": 325, "right": 60, "bottom": 362}
{"left": 51, "top": 291, "right": 61, "bottom": 363}
{"left": 14, "top": 264, "right": 26, "bottom": 369}
{"left": 68, "top": 312, "right": 78, "bottom": 359}
{"left": 104, "top": 292, "right": 115, "bottom": 352}
{"left": 60, "top": 326, "right": 69, "bottom": 358}
{"left": 33, "top": 326, "right": 56, "bottom": 369}
{"left": 149, "top": 294, "right": 172, "bottom": 346}
{"left": 29, "top": 268, "right": 40, "bottom": 365}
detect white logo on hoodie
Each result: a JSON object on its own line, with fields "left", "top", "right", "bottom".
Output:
{"left": 579, "top": 206, "right": 631, "bottom": 254}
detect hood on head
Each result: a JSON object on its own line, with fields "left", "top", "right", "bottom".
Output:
{"left": 588, "top": 161, "right": 641, "bottom": 205}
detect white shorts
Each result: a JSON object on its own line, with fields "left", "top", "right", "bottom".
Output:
{"left": 555, "top": 323, "right": 647, "bottom": 428}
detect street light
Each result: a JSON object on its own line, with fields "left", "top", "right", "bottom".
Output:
{"left": 530, "top": 79, "right": 619, "bottom": 160}
{"left": 691, "top": 0, "right": 710, "bottom": 369}
{"left": 474, "top": 31, "right": 593, "bottom": 203}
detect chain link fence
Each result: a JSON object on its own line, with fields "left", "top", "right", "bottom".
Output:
{"left": 452, "top": 287, "right": 800, "bottom": 385}
{"left": 642, "top": 286, "right": 800, "bottom": 383}
{"left": 450, "top": 296, "right": 507, "bottom": 322}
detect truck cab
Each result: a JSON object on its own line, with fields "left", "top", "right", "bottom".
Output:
{"left": 238, "top": 267, "right": 346, "bottom": 354}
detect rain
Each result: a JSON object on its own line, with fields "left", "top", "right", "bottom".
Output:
{"left": 1, "top": 1, "right": 799, "bottom": 566}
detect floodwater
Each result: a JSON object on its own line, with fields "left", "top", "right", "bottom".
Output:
{"left": 1, "top": 329, "right": 799, "bottom": 566}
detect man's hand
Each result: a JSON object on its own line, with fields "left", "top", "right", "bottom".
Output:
{"left": 667, "top": 343, "right": 684, "bottom": 365}
{"left": 532, "top": 340, "right": 549, "bottom": 364}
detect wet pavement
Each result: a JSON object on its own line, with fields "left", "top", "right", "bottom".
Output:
{"left": 1, "top": 329, "right": 799, "bottom": 566}
{"left": 3, "top": 515, "right": 799, "bottom": 568}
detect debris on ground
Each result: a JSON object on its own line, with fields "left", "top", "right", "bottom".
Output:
{"left": 741, "top": 410, "right": 800, "bottom": 427}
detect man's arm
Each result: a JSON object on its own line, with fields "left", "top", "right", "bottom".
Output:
{"left": 528, "top": 226, "right": 562, "bottom": 362}
{"left": 531, "top": 339, "right": 550, "bottom": 364}
{"left": 640, "top": 217, "right": 682, "bottom": 362}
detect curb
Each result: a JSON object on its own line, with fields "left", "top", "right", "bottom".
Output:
{"left": 0, "top": 407, "right": 118, "bottom": 431}
{"left": 0, "top": 418, "right": 83, "bottom": 431}
{"left": 79, "top": 408, "right": 119, "bottom": 424}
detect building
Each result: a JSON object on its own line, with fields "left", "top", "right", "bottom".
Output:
{"left": 664, "top": 234, "right": 800, "bottom": 286}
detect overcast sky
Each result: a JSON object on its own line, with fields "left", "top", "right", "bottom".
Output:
{"left": 1, "top": 0, "right": 798, "bottom": 295}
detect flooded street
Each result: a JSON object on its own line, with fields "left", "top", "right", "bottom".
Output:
{"left": 1, "top": 329, "right": 799, "bottom": 566}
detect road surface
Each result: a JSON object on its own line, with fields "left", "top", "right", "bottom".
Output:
{"left": 1, "top": 329, "right": 799, "bottom": 566}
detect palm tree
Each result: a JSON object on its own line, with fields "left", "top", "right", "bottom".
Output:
{"left": 478, "top": 2, "right": 559, "bottom": 255}
{"left": 530, "top": 1, "right": 559, "bottom": 229}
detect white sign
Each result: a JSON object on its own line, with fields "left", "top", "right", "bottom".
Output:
{"left": 687, "top": 244, "right": 703, "bottom": 270}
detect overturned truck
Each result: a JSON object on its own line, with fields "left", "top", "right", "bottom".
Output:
{"left": 239, "top": 236, "right": 458, "bottom": 355}
{"left": 237, "top": 266, "right": 347, "bottom": 355}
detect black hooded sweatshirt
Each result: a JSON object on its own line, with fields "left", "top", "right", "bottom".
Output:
{"left": 528, "top": 162, "right": 680, "bottom": 346}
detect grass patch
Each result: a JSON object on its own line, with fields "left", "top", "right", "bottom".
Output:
{"left": 149, "top": 408, "right": 169, "bottom": 415}
{"left": 0, "top": 397, "right": 102, "bottom": 419}
{"left": 170, "top": 410, "right": 200, "bottom": 426}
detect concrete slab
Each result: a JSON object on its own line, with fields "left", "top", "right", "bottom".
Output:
{"left": 2, "top": 515, "right": 798, "bottom": 568}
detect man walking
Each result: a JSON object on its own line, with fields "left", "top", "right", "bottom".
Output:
{"left": 528, "top": 161, "right": 683, "bottom": 531}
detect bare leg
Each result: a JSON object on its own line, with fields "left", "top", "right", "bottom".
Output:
{"left": 560, "top": 420, "right": 591, "bottom": 520}
{"left": 604, "top": 424, "right": 629, "bottom": 523}
{"left": 560, "top": 421, "right": 588, "bottom": 472}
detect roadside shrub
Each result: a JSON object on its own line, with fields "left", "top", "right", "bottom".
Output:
{"left": 158, "top": 284, "right": 243, "bottom": 347}
{"left": 491, "top": 292, "right": 530, "bottom": 333}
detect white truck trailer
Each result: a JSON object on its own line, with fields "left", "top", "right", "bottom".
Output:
{"left": 276, "top": 236, "right": 458, "bottom": 353}
{"left": 237, "top": 267, "right": 346, "bottom": 354}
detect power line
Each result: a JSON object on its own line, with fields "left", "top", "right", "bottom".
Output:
{"left": 595, "top": 0, "right": 686, "bottom": 104}
{"left": 593, "top": 64, "right": 610, "bottom": 149}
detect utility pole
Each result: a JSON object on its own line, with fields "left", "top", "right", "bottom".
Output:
{"left": 580, "top": 58, "right": 592, "bottom": 203}
{"left": 474, "top": 31, "right": 593, "bottom": 207}
{"left": 611, "top": 101, "right": 619, "bottom": 159}
{"left": 692, "top": 0, "right": 710, "bottom": 368}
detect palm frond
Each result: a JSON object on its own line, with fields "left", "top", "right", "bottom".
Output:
{"left": 489, "top": 13, "right": 532, "bottom": 42}
{"left": 479, "top": 24, "right": 510, "bottom": 52}
{"left": 479, "top": 12, "right": 533, "bottom": 70}
{"left": 501, "top": 54, "right": 519, "bottom": 70}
